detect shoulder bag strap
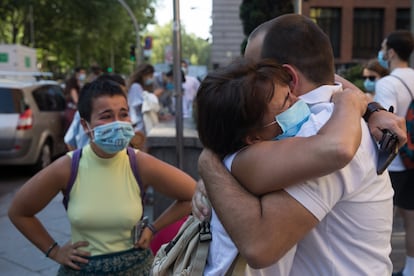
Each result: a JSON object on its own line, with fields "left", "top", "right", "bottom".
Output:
{"left": 192, "top": 221, "right": 212, "bottom": 275}
{"left": 225, "top": 254, "right": 247, "bottom": 276}
{"left": 63, "top": 148, "right": 82, "bottom": 210}
{"left": 389, "top": 74, "right": 414, "bottom": 100}
{"left": 127, "top": 147, "right": 146, "bottom": 208}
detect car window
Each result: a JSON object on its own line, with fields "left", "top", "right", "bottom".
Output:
{"left": 32, "top": 85, "right": 66, "bottom": 111}
{"left": 0, "top": 88, "right": 24, "bottom": 114}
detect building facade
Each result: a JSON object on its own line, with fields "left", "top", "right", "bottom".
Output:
{"left": 211, "top": 0, "right": 411, "bottom": 69}
{"left": 211, "top": 0, "right": 244, "bottom": 69}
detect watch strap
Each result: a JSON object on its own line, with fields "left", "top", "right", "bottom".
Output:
{"left": 363, "top": 102, "right": 386, "bottom": 122}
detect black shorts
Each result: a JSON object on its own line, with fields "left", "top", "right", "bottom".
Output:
{"left": 389, "top": 169, "right": 414, "bottom": 210}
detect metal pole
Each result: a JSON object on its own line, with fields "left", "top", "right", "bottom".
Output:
{"left": 294, "top": 0, "right": 302, "bottom": 15}
{"left": 173, "top": 0, "right": 184, "bottom": 169}
{"left": 117, "top": 0, "right": 142, "bottom": 65}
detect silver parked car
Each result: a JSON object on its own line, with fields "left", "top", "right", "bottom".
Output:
{"left": 0, "top": 76, "right": 67, "bottom": 171}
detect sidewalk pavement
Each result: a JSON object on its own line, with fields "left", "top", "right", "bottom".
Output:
{"left": 0, "top": 187, "right": 407, "bottom": 275}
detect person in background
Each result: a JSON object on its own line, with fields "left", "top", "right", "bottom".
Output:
{"left": 362, "top": 58, "right": 389, "bottom": 100}
{"left": 63, "top": 67, "right": 86, "bottom": 132}
{"left": 374, "top": 30, "right": 414, "bottom": 276}
{"left": 64, "top": 73, "right": 127, "bottom": 150}
{"left": 142, "top": 87, "right": 160, "bottom": 134}
{"left": 8, "top": 79, "right": 196, "bottom": 275}
{"left": 127, "top": 63, "right": 156, "bottom": 136}
{"left": 86, "top": 64, "right": 102, "bottom": 83}
{"left": 154, "top": 71, "right": 175, "bottom": 121}
{"left": 164, "top": 68, "right": 186, "bottom": 118}
{"left": 181, "top": 59, "right": 200, "bottom": 119}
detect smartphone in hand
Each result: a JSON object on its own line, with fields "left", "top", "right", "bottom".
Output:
{"left": 131, "top": 216, "right": 149, "bottom": 244}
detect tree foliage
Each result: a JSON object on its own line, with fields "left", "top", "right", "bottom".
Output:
{"left": 145, "top": 22, "right": 210, "bottom": 66}
{"left": 0, "top": 0, "right": 156, "bottom": 76}
{"left": 239, "top": 0, "right": 293, "bottom": 54}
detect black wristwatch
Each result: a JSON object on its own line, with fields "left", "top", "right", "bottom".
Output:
{"left": 363, "top": 102, "right": 387, "bottom": 122}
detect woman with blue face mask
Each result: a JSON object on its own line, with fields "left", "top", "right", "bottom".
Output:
{"left": 8, "top": 79, "right": 196, "bottom": 275}
{"left": 362, "top": 59, "right": 389, "bottom": 100}
{"left": 127, "top": 63, "right": 157, "bottom": 139}
{"left": 194, "top": 58, "right": 369, "bottom": 275}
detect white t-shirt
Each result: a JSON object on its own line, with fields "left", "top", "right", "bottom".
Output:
{"left": 127, "top": 83, "right": 145, "bottom": 133}
{"left": 182, "top": 75, "right": 200, "bottom": 118}
{"left": 374, "top": 67, "right": 414, "bottom": 171}
{"left": 287, "top": 85, "right": 393, "bottom": 275}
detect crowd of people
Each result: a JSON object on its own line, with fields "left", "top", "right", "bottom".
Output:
{"left": 62, "top": 60, "right": 200, "bottom": 152}
{"left": 7, "top": 12, "right": 414, "bottom": 276}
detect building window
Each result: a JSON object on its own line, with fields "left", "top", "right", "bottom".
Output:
{"left": 353, "top": 9, "right": 384, "bottom": 59}
{"left": 396, "top": 8, "right": 411, "bottom": 30}
{"left": 310, "top": 8, "right": 341, "bottom": 58}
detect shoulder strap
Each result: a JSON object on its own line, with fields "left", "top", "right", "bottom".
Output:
{"left": 191, "top": 221, "right": 212, "bottom": 275}
{"left": 127, "top": 147, "right": 146, "bottom": 205}
{"left": 389, "top": 74, "right": 414, "bottom": 100}
{"left": 63, "top": 147, "right": 144, "bottom": 210}
{"left": 63, "top": 148, "right": 82, "bottom": 210}
{"left": 225, "top": 254, "right": 247, "bottom": 276}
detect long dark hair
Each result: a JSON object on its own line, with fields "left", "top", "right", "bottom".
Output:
{"left": 196, "top": 58, "right": 291, "bottom": 159}
{"left": 127, "top": 63, "right": 154, "bottom": 90}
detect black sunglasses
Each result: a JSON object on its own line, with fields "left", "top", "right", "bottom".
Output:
{"left": 363, "top": 76, "right": 376, "bottom": 82}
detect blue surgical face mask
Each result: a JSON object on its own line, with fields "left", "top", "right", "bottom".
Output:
{"left": 273, "top": 99, "right": 311, "bottom": 140}
{"left": 78, "top": 73, "right": 86, "bottom": 81}
{"left": 364, "top": 79, "right": 376, "bottom": 93}
{"left": 89, "top": 121, "right": 135, "bottom": 154}
{"left": 144, "top": 78, "right": 154, "bottom": 86}
{"left": 377, "top": 51, "right": 389, "bottom": 69}
{"left": 166, "top": 82, "right": 174, "bottom": 90}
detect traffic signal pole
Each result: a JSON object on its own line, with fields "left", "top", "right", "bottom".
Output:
{"left": 117, "top": 0, "right": 142, "bottom": 65}
{"left": 173, "top": 0, "right": 184, "bottom": 170}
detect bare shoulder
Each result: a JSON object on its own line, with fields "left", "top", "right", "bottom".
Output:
{"left": 10, "top": 154, "right": 73, "bottom": 211}
{"left": 33, "top": 153, "right": 73, "bottom": 192}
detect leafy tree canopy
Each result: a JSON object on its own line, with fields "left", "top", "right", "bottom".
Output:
{"left": 0, "top": 0, "right": 209, "bottom": 78}
{"left": 144, "top": 22, "right": 210, "bottom": 67}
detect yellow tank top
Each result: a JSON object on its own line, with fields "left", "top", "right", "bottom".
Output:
{"left": 66, "top": 145, "right": 143, "bottom": 256}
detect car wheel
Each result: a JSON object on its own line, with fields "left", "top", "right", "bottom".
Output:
{"left": 32, "top": 143, "right": 52, "bottom": 172}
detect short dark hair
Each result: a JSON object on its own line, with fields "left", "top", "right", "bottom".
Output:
{"left": 74, "top": 66, "right": 85, "bottom": 73}
{"left": 386, "top": 30, "right": 414, "bottom": 62}
{"left": 260, "top": 14, "right": 335, "bottom": 85}
{"left": 96, "top": 73, "right": 126, "bottom": 87}
{"left": 196, "top": 58, "right": 291, "bottom": 159}
{"left": 78, "top": 79, "right": 126, "bottom": 122}
{"left": 166, "top": 69, "right": 186, "bottom": 83}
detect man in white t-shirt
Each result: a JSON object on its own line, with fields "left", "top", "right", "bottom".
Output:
{"left": 181, "top": 60, "right": 200, "bottom": 118}
{"left": 195, "top": 14, "right": 407, "bottom": 275}
{"left": 374, "top": 30, "right": 414, "bottom": 276}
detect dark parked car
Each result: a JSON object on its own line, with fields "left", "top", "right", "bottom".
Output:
{"left": 0, "top": 77, "right": 67, "bottom": 171}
